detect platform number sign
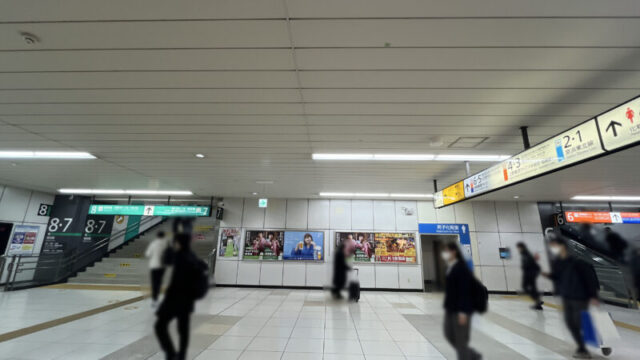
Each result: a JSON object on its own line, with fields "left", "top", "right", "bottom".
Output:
{"left": 37, "top": 203, "right": 52, "bottom": 216}
{"left": 85, "top": 219, "right": 107, "bottom": 234}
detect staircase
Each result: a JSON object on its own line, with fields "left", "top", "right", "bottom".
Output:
{"left": 68, "top": 221, "right": 172, "bottom": 286}
{"left": 67, "top": 221, "right": 215, "bottom": 287}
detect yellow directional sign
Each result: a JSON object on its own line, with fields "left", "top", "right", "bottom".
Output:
{"left": 597, "top": 96, "right": 640, "bottom": 151}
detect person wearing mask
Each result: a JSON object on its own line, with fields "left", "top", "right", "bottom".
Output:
{"left": 332, "top": 241, "right": 348, "bottom": 299}
{"left": 545, "top": 233, "right": 600, "bottom": 359}
{"left": 516, "top": 242, "right": 543, "bottom": 310}
{"left": 154, "top": 233, "right": 202, "bottom": 360}
{"left": 442, "top": 242, "right": 481, "bottom": 360}
{"left": 145, "top": 231, "right": 169, "bottom": 307}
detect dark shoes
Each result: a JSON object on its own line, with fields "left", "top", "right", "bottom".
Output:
{"left": 572, "top": 349, "right": 592, "bottom": 359}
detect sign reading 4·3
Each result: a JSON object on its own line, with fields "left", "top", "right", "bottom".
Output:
{"left": 597, "top": 95, "right": 640, "bottom": 151}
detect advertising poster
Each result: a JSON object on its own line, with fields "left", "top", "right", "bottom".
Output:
{"left": 374, "top": 232, "right": 417, "bottom": 263}
{"left": 284, "top": 231, "right": 324, "bottom": 261}
{"left": 243, "top": 230, "right": 284, "bottom": 260}
{"left": 335, "top": 232, "right": 375, "bottom": 262}
{"left": 219, "top": 228, "right": 240, "bottom": 258}
{"left": 8, "top": 225, "right": 39, "bottom": 255}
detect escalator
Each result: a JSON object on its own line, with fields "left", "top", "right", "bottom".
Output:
{"left": 564, "top": 237, "right": 637, "bottom": 308}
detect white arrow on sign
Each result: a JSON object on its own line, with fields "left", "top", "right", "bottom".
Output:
{"left": 597, "top": 96, "right": 640, "bottom": 151}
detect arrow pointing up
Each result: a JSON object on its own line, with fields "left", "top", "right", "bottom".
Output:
{"left": 606, "top": 120, "right": 622, "bottom": 137}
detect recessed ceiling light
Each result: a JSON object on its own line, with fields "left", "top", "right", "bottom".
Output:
{"left": 0, "top": 151, "right": 95, "bottom": 159}
{"left": 513, "top": 195, "right": 520, "bottom": 199}
{"left": 256, "top": 180, "right": 274, "bottom": 184}
{"left": 252, "top": 192, "right": 258, "bottom": 196}
{"left": 195, "top": 153, "right": 205, "bottom": 158}
{"left": 58, "top": 189, "right": 193, "bottom": 196}
{"left": 572, "top": 195, "right": 640, "bottom": 202}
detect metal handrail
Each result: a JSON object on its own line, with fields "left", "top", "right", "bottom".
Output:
{"left": 566, "top": 238, "right": 637, "bottom": 309}
{"left": 1, "top": 216, "right": 162, "bottom": 290}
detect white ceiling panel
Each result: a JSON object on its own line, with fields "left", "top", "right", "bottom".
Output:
{"left": 295, "top": 48, "right": 640, "bottom": 70}
{"left": 286, "top": 0, "right": 640, "bottom": 18}
{"left": 0, "top": 49, "right": 294, "bottom": 71}
{"left": 0, "top": 0, "right": 638, "bottom": 200}
{"left": 0, "top": 0, "right": 285, "bottom": 21}
{"left": 0, "top": 71, "right": 299, "bottom": 89}
{"left": 291, "top": 19, "right": 640, "bottom": 47}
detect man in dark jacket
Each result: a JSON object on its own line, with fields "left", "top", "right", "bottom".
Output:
{"left": 442, "top": 242, "right": 481, "bottom": 360}
{"left": 154, "top": 233, "right": 200, "bottom": 360}
{"left": 546, "top": 233, "right": 600, "bottom": 359}
{"left": 516, "top": 242, "right": 543, "bottom": 310}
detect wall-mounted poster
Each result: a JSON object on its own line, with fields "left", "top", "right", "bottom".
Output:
{"left": 244, "top": 230, "right": 284, "bottom": 260}
{"left": 335, "top": 232, "right": 375, "bottom": 262}
{"left": 8, "top": 225, "right": 40, "bottom": 255}
{"left": 219, "top": 228, "right": 240, "bottom": 258}
{"left": 284, "top": 231, "right": 324, "bottom": 261}
{"left": 374, "top": 232, "right": 417, "bottom": 263}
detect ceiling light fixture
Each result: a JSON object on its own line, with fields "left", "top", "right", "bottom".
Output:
{"left": 0, "top": 151, "right": 95, "bottom": 159}
{"left": 252, "top": 192, "right": 258, "bottom": 196}
{"left": 319, "top": 192, "right": 432, "bottom": 198}
{"left": 195, "top": 153, "right": 205, "bottom": 159}
{"left": 312, "top": 153, "right": 509, "bottom": 162}
{"left": 58, "top": 189, "right": 193, "bottom": 196}
{"left": 571, "top": 195, "right": 640, "bottom": 202}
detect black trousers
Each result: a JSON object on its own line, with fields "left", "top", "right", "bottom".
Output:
{"left": 150, "top": 268, "right": 165, "bottom": 301}
{"left": 155, "top": 309, "right": 190, "bottom": 360}
{"left": 443, "top": 312, "right": 481, "bottom": 360}
{"left": 522, "top": 274, "right": 541, "bottom": 304}
{"left": 563, "top": 299, "right": 588, "bottom": 351}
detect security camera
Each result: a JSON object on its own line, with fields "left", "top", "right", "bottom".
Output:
{"left": 217, "top": 201, "right": 225, "bottom": 207}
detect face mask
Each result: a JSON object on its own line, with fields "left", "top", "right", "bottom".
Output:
{"left": 549, "top": 246, "right": 561, "bottom": 256}
{"left": 441, "top": 251, "right": 452, "bottom": 261}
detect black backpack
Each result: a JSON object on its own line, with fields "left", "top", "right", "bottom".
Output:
{"left": 190, "top": 258, "right": 210, "bottom": 300}
{"left": 471, "top": 277, "right": 489, "bottom": 313}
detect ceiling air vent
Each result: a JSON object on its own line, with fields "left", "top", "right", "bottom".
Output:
{"left": 448, "top": 137, "right": 489, "bottom": 148}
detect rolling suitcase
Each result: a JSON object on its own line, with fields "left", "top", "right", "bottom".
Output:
{"left": 348, "top": 268, "right": 360, "bottom": 302}
{"left": 581, "top": 306, "right": 619, "bottom": 356}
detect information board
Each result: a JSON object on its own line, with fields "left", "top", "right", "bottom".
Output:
{"left": 88, "top": 204, "right": 210, "bottom": 217}
{"left": 597, "top": 96, "right": 640, "bottom": 151}
{"left": 442, "top": 181, "right": 465, "bottom": 205}
{"left": 565, "top": 211, "right": 640, "bottom": 224}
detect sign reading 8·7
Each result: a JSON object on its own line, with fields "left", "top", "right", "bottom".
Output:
{"left": 597, "top": 95, "right": 640, "bottom": 151}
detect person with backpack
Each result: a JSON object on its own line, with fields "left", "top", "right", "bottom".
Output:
{"left": 516, "top": 242, "right": 543, "bottom": 310}
{"left": 544, "top": 232, "right": 600, "bottom": 359}
{"left": 145, "top": 231, "right": 169, "bottom": 307}
{"left": 442, "top": 242, "right": 483, "bottom": 360}
{"left": 154, "top": 232, "right": 208, "bottom": 360}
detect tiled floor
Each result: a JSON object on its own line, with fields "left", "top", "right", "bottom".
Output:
{"left": 0, "top": 287, "right": 639, "bottom": 359}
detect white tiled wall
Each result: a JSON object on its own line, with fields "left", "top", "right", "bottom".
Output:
{"left": 214, "top": 198, "right": 548, "bottom": 293}
{"left": 215, "top": 198, "right": 423, "bottom": 289}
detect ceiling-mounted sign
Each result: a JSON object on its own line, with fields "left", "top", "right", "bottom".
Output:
{"left": 565, "top": 211, "right": 640, "bottom": 224}
{"left": 597, "top": 95, "right": 640, "bottom": 151}
{"left": 442, "top": 181, "right": 465, "bottom": 205}
{"left": 435, "top": 119, "right": 605, "bottom": 207}
{"left": 258, "top": 198, "right": 268, "bottom": 208}
{"left": 88, "top": 204, "right": 210, "bottom": 217}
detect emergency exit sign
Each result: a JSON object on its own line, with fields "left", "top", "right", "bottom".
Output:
{"left": 258, "top": 198, "right": 268, "bottom": 208}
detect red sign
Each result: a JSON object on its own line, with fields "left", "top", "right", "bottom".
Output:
{"left": 565, "top": 211, "right": 612, "bottom": 223}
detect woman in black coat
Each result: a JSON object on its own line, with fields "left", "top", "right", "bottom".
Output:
{"left": 516, "top": 242, "right": 543, "bottom": 310}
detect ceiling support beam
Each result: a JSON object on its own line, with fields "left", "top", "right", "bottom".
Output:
{"left": 520, "top": 126, "right": 531, "bottom": 150}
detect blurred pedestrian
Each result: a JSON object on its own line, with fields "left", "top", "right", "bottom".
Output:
{"left": 545, "top": 233, "right": 600, "bottom": 359}
{"left": 631, "top": 247, "right": 640, "bottom": 303}
{"left": 442, "top": 242, "right": 482, "bottom": 360}
{"left": 516, "top": 242, "right": 543, "bottom": 310}
{"left": 332, "top": 241, "right": 348, "bottom": 299}
{"left": 145, "top": 230, "right": 169, "bottom": 307}
{"left": 604, "top": 227, "right": 628, "bottom": 262}
{"left": 154, "top": 233, "right": 204, "bottom": 360}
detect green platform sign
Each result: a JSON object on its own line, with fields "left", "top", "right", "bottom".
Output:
{"left": 89, "top": 204, "right": 210, "bottom": 217}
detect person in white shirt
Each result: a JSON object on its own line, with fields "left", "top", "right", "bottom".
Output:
{"left": 145, "top": 231, "right": 169, "bottom": 306}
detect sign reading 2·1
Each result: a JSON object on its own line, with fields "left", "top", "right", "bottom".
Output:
{"left": 597, "top": 95, "right": 640, "bottom": 151}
